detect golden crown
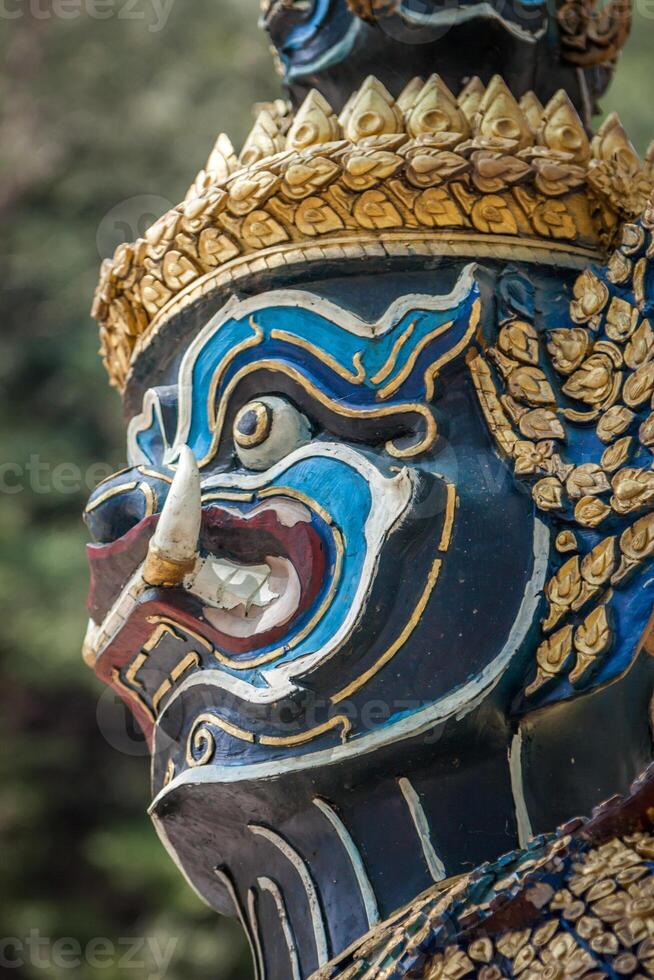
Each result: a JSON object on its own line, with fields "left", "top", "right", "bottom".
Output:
{"left": 92, "top": 73, "right": 654, "bottom": 392}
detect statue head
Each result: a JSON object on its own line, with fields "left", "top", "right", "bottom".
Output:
{"left": 85, "top": 11, "right": 654, "bottom": 977}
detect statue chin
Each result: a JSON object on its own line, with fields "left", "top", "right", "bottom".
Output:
{"left": 83, "top": 0, "right": 654, "bottom": 976}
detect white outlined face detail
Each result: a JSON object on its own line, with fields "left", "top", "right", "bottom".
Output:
{"left": 84, "top": 263, "right": 547, "bottom": 791}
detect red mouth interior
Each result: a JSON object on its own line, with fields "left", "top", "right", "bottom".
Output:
{"left": 197, "top": 504, "right": 327, "bottom": 654}
{"left": 87, "top": 500, "right": 328, "bottom": 658}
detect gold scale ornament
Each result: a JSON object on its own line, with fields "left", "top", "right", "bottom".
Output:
{"left": 469, "top": 206, "right": 654, "bottom": 700}
{"left": 92, "top": 73, "right": 654, "bottom": 391}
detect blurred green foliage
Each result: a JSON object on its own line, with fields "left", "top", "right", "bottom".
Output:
{"left": 0, "top": 2, "right": 653, "bottom": 977}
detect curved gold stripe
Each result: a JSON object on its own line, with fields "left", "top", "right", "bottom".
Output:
{"left": 138, "top": 467, "right": 173, "bottom": 485}
{"left": 201, "top": 358, "right": 438, "bottom": 467}
{"left": 259, "top": 714, "right": 351, "bottom": 747}
{"left": 234, "top": 401, "right": 272, "bottom": 449}
{"left": 202, "top": 491, "right": 255, "bottom": 503}
{"left": 186, "top": 712, "right": 351, "bottom": 760}
{"left": 143, "top": 622, "right": 185, "bottom": 654}
{"left": 139, "top": 481, "right": 157, "bottom": 517}
{"left": 377, "top": 320, "right": 455, "bottom": 400}
{"left": 331, "top": 556, "right": 443, "bottom": 704}
{"left": 257, "top": 485, "right": 334, "bottom": 528}
{"left": 111, "top": 668, "right": 155, "bottom": 724}
{"left": 438, "top": 484, "right": 458, "bottom": 552}
{"left": 163, "top": 759, "right": 175, "bottom": 787}
{"left": 170, "top": 650, "right": 201, "bottom": 684}
{"left": 376, "top": 299, "right": 481, "bottom": 402}
{"left": 205, "top": 317, "right": 264, "bottom": 431}
{"left": 85, "top": 481, "right": 139, "bottom": 513}
{"left": 187, "top": 713, "right": 256, "bottom": 767}
{"left": 152, "top": 679, "right": 172, "bottom": 713}
{"left": 424, "top": 299, "right": 482, "bottom": 401}
{"left": 146, "top": 615, "right": 213, "bottom": 652}
{"left": 125, "top": 652, "right": 148, "bottom": 689}
{"left": 369, "top": 320, "right": 416, "bottom": 385}
{"left": 271, "top": 328, "right": 366, "bottom": 384}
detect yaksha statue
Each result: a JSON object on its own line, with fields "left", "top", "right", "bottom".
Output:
{"left": 86, "top": 1, "right": 654, "bottom": 977}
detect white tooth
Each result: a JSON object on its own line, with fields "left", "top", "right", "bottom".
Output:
{"left": 152, "top": 445, "right": 201, "bottom": 564}
{"left": 250, "top": 579, "right": 280, "bottom": 609}
{"left": 210, "top": 561, "right": 238, "bottom": 588}
{"left": 191, "top": 557, "right": 276, "bottom": 611}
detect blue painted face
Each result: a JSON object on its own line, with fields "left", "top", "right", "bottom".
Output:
{"left": 85, "top": 262, "right": 545, "bottom": 782}
{"left": 83, "top": 255, "right": 654, "bottom": 795}
{"left": 124, "top": 266, "right": 494, "bottom": 710}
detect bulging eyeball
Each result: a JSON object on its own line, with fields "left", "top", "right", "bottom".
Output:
{"left": 233, "top": 396, "right": 311, "bottom": 470}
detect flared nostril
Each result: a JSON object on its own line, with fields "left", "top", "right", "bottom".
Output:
{"left": 84, "top": 469, "right": 169, "bottom": 544}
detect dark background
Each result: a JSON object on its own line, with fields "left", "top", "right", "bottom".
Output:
{"left": 0, "top": 1, "right": 652, "bottom": 977}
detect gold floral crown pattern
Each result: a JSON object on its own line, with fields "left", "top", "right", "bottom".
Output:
{"left": 92, "top": 73, "right": 654, "bottom": 391}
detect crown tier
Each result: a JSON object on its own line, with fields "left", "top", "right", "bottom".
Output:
{"left": 92, "top": 74, "right": 654, "bottom": 392}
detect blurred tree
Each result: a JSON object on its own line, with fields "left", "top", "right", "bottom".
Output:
{"left": 0, "top": 2, "right": 653, "bottom": 978}
{"left": 0, "top": 2, "right": 276, "bottom": 977}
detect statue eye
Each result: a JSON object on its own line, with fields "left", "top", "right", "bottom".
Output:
{"left": 233, "top": 396, "right": 311, "bottom": 470}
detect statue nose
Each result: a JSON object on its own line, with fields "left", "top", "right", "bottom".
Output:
{"left": 83, "top": 466, "right": 171, "bottom": 544}
{"left": 142, "top": 447, "right": 202, "bottom": 587}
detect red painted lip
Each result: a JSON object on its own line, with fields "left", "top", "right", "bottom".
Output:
{"left": 87, "top": 499, "right": 329, "bottom": 657}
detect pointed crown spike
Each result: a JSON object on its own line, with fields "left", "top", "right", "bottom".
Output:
{"left": 406, "top": 74, "right": 470, "bottom": 139}
{"left": 206, "top": 133, "right": 238, "bottom": 181}
{"left": 458, "top": 76, "right": 485, "bottom": 124}
{"left": 185, "top": 133, "right": 237, "bottom": 201}
{"left": 286, "top": 90, "right": 341, "bottom": 150}
{"left": 396, "top": 77, "right": 425, "bottom": 115}
{"left": 519, "top": 92, "right": 545, "bottom": 136}
{"left": 343, "top": 75, "right": 403, "bottom": 143}
{"left": 592, "top": 112, "right": 642, "bottom": 174}
{"left": 92, "top": 74, "right": 654, "bottom": 393}
{"left": 239, "top": 109, "right": 287, "bottom": 167}
{"left": 540, "top": 91, "right": 590, "bottom": 165}
{"left": 477, "top": 75, "right": 533, "bottom": 150}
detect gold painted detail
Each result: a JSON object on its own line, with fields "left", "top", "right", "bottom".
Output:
{"left": 332, "top": 480, "right": 457, "bottom": 704}
{"left": 314, "top": 819, "right": 654, "bottom": 980}
{"left": 92, "top": 73, "right": 653, "bottom": 391}
{"left": 469, "top": 208, "right": 654, "bottom": 700}
{"left": 233, "top": 400, "right": 273, "bottom": 449}
{"left": 185, "top": 712, "right": 351, "bottom": 768}
{"left": 85, "top": 481, "right": 139, "bottom": 513}
{"left": 557, "top": 0, "right": 632, "bottom": 68}
{"left": 202, "top": 357, "right": 439, "bottom": 466}
{"left": 118, "top": 622, "right": 202, "bottom": 719}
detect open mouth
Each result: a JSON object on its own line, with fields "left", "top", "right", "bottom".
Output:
{"left": 86, "top": 494, "right": 333, "bottom": 663}
{"left": 188, "top": 499, "right": 328, "bottom": 653}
